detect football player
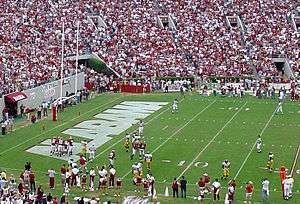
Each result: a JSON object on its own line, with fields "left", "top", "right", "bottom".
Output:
{"left": 131, "top": 139, "right": 141, "bottom": 160}
{"left": 124, "top": 138, "right": 130, "bottom": 152}
{"left": 50, "top": 137, "right": 56, "bottom": 156}
{"left": 267, "top": 152, "right": 274, "bottom": 172}
{"left": 67, "top": 136, "right": 74, "bottom": 156}
{"left": 221, "top": 160, "right": 231, "bottom": 180}
{"left": 89, "top": 144, "right": 96, "bottom": 161}
{"left": 138, "top": 120, "right": 144, "bottom": 136}
{"left": 245, "top": 181, "right": 254, "bottom": 204}
{"left": 211, "top": 178, "right": 221, "bottom": 201}
{"left": 172, "top": 99, "right": 178, "bottom": 113}
{"left": 276, "top": 88, "right": 285, "bottom": 114}
{"left": 139, "top": 140, "right": 146, "bottom": 159}
{"left": 108, "top": 150, "right": 116, "bottom": 168}
{"left": 144, "top": 151, "right": 153, "bottom": 172}
{"left": 256, "top": 135, "right": 263, "bottom": 153}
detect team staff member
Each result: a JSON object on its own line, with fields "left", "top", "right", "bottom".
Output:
{"left": 180, "top": 176, "right": 187, "bottom": 198}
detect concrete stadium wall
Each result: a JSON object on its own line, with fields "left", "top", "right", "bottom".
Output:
{"left": 0, "top": 73, "right": 85, "bottom": 120}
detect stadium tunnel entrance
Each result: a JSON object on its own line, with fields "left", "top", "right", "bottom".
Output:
{"left": 4, "top": 92, "right": 27, "bottom": 117}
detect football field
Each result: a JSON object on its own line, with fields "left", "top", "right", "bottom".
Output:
{"left": 0, "top": 92, "right": 299, "bottom": 203}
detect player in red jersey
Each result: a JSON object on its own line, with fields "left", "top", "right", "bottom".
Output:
{"left": 115, "top": 178, "right": 122, "bottom": 197}
{"left": 245, "top": 181, "right": 254, "bottom": 204}
{"left": 143, "top": 178, "right": 149, "bottom": 196}
{"left": 203, "top": 173, "right": 211, "bottom": 192}
{"left": 134, "top": 175, "right": 142, "bottom": 193}
{"left": 81, "top": 174, "right": 87, "bottom": 191}
{"left": 60, "top": 164, "right": 66, "bottom": 185}
{"left": 79, "top": 155, "right": 87, "bottom": 173}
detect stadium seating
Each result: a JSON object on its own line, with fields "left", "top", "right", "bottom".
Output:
{"left": 0, "top": 0, "right": 299, "bottom": 96}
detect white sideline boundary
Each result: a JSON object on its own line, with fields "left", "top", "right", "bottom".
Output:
{"left": 177, "top": 102, "right": 248, "bottom": 179}
{"left": 0, "top": 95, "right": 123, "bottom": 156}
{"left": 121, "top": 100, "right": 217, "bottom": 179}
{"left": 233, "top": 107, "right": 277, "bottom": 180}
{"left": 290, "top": 144, "right": 300, "bottom": 177}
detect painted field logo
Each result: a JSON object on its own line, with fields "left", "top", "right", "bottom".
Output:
{"left": 26, "top": 101, "right": 168, "bottom": 161}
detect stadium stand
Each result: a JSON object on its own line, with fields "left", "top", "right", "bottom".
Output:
{"left": 0, "top": 0, "right": 299, "bottom": 95}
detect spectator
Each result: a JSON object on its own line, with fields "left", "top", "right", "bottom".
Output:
{"left": 171, "top": 177, "right": 179, "bottom": 198}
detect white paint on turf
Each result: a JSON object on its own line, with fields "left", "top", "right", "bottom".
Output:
{"left": 121, "top": 100, "right": 217, "bottom": 179}
{"left": 177, "top": 102, "right": 248, "bottom": 179}
{"left": 0, "top": 96, "right": 123, "bottom": 156}
{"left": 234, "top": 107, "right": 277, "bottom": 180}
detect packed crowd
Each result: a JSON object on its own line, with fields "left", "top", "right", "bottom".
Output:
{"left": 0, "top": 0, "right": 299, "bottom": 95}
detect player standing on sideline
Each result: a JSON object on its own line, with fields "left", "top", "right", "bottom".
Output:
{"left": 267, "top": 152, "right": 274, "bottom": 172}
{"left": 89, "top": 167, "right": 96, "bottom": 191}
{"left": 256, "top": 135, "right": 263, "bottom": 153}
{"left": 50, "top": 137, "right": 56, "bottom": 156}
{"left": 282, "top": 175, "right": 294, "bottom": 200}
{"left": 172, "top": 99, "right": 178, "bottom": 114}
{"left": 262, "top": 178, "right": 270, "bottom": 204}
{"left": 245, "top": 181, "right": 254, "bottom": 204}
{"left": 89, "top": 144, "right": 96, "bottom": 161}
{"left": 67, "top": 136, "right": 73, "bottom": 156}
{"left": 221, "top": 160, "right": 231, "bottom": 180}
{"left": 124, "top": 137, "right": 130, "bottom": 152}
{"left": 47, "top": 168, "right": 56, "bottom": 189}
{"left": 211, "top": 178, "right": 221, "bottom": 201}
{"left": 276, "top": 88, "right": 285, "bottom": 114}
{"left": 108, "top": 150, "right": 116, "bottom": 168}
{"left": 138, "top": 120, "right": 144, "bottom": 136}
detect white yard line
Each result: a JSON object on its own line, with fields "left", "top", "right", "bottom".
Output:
{"left": 162, "top": 125, "right": 168, "bottom": 130}
{"left": 177, "top": 102, "right": 248, "bottom": 179}
{"left": 88, "top": 99, "right": 178, "bottom": 164}
{"left": 121, "top": 100, "right": 217, "bottom": 179}
{"left": 233, "top": 108, "right": 276, "bottom": 180}
{"left": 290, "top": 144, "right": 300, "bottom": 177}
{"left": 0, "top": 96, "right": 123, "bottom": 156}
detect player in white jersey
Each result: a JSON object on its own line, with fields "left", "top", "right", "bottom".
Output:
{"left": 172, "top": 99, "right": 178, "bottom": 113}
{"left": 276, "top": 89, "right": 285, "bottom": 114}
{"left": 58, "top": 137, "right": 64, "bottom": 157}
{"left": 67, "top": 136, "right": 74, "bottom": 156}
{"left": 138, "top": 120, "right": 144, "bottom": 136}
{"left": 282, "top": 175, "right": 294, "bottom": 200}
{"left": 256, "top": 135, "right": 263, "bottom": 153}
{"left": 262, "top": 178, "right": 270, "bottom": 203}
{"left": 108, "top": 150, "right": 116, "bottom": 168}
{"left": 287, "top": 176, "right": 294, "bottom": 198}
{"left": 50, "top": 137, "right": 56, "bottom": 156}
{"left": 89, "top": 144, "right": 96, "bottom": 160}
{"left": 144, "top": 151, "right": 153, "bottom": 172}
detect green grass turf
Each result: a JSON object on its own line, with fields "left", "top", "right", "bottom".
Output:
{"left": 0, "top": 92, "right": 299, "bottom": 203}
